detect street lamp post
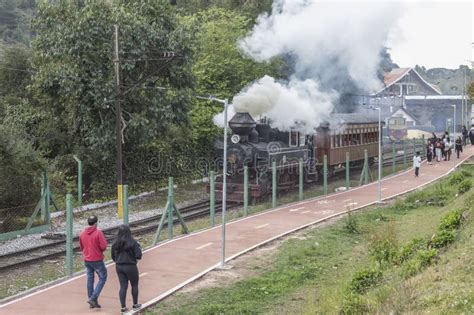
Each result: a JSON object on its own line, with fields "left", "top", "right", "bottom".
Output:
{"left": 196, "top": 95, "right": 229, "bottom": 267}
{"left": 369, "top": 103, "right": 382, "bottom": 203}
{"left": 377, "top": 107, "right": 382, "bottom": 203}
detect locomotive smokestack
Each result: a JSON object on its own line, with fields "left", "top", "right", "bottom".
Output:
{"left": 228, "top": 112, "right": 256, "bottom": 136}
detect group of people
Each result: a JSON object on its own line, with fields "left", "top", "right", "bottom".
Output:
{"left": 413, "top": 126, "right": 473, "bottom": 177}
{"left": 425, "top": 131, "right": 464, "bottom": 165}
{"left": 79, "top": 215, "right": 142, "bottom": 313}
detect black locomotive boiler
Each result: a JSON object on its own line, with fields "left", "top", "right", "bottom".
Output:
{"left": 211, "top": 112, "right": 381, "bottom": 203}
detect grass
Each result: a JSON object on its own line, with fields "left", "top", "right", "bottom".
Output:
{"left": 146, "top": 165, "right": 474, "bottom": 315}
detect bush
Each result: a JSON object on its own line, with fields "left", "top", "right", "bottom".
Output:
{"left": 449, "top": 173, "right": 465, "bottom": 185}
{"left": 344, "top": 212, "right": 360, "bottom": 234}
{"left": 461, "top": 169, "right": 472, "bottom": 178}
{"left": 438, "top": 210, "right": 463, "bottom": 231}
{"left": 416, "top": 249, "right": 438, "bottom": 268}
{"left": 398, "top": 238, "right": 426, "bottom": 264}
{"left": 401, "top": 249, "right": 438, "bottom": 278}
{"left": 349, "top": 268, "right": 382, "bottom": 294}
{"left": 340, "top": 292, "right": 369, "bottom": 315}
{"left": 369, "top": 224, "right": 398, "bottom": 265}
{"left": 431, "top": 229, "right": 457, "bottom": 248}
{"left": 458, "top": 180, "right": 472, "bottom": 194}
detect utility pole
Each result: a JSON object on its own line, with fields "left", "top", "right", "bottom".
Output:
{"left": 114, "top": 24, "right": 124, "bottom": 219}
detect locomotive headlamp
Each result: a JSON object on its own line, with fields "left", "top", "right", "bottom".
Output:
{"left": 231, "top": 134, "right": 241, "bottom": 144}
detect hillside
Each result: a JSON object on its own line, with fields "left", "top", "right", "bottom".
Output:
{"left": 415, "top": 65, "right": 472, "bottom": 95}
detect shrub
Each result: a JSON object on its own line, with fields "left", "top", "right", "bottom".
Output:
{"left": 416, "top": 249, "right": 438, "bottom": 268}
{"left": 369, "top": 224, "right": 398, "bottom": 265}
{"left": 340, "top": 292, "right": 369, "bottom": 315}
{"left": 349, "top": 268, "right": 383, "bottom": 294}
{"left": 431, "top": 229, "right": 457, "bottom": 248}
{"left": 438, "top": 210, "right": 463, "bottom": 231}
{"left": 449, "top": 173, "right": 465, "bottom": 185}
{"left": 458, "top": 180, "right": 472, "bottom": 194}
{"left": 344, "top": 212, "right": 359, "bottom": 234}
{"left": 460, "top": 169, "right": 472, "bottom": 178}
{"left": 398, "top": 238, "right": 426, "bottom": 264}
{"left": 401, "top": 249, "right": 438, "bottom": 278}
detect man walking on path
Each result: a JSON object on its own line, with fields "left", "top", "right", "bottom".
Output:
{"left": 79, "top": 215, "right": 108, "bottom": 309}
{"left": 413, "top": 151, "right": 422, "bottom": 177}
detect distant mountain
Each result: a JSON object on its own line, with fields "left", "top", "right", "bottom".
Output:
{"left": 415, "top": 65, "right": 472, "bottom": 95}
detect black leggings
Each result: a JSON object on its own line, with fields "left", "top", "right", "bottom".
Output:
{"left": 116, "top": 264, "right": 139, "bottom": 307}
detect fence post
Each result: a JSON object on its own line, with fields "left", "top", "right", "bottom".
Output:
{"left": 41, "top": 171, "right": 47, "bottom": 221}
{"left": 392, "top": 143, "right": 396, "bottom": 173}
{"left": 272, "top": 161, "right": 277, "bottom": 208}
{"left": 412, "top": 138, "right": 416, "bottom": 157}
{"left": 403, "top": 141, "right": 407, "bottom": 168}
{"left": 299, "top": 158, "right": 304, "bottom": 201}
{"left": 73, "top": 155, "right": 82, "bottom": 207}
{"left": 66, "top": 194, "right": 73, "bottom": 277}
{"left": 244, "top": 166, "right": 249, "bottom": 216}
{"left": 345, "top": 152, "right": 350, "bottom": 190}
{"left": 364, "top": 149, "right": 369, "bottom": 185}
{"left": 167, "top": 177, "right": 174, "bottom": 239}
{"left": 210, "top": 171, "right": 215, "bottom": 226}
{"left": 323, "top": 155, "right": 328, "bottom": 195}
{"left": 123, "top": 185, "right": 129, "bottom": 225}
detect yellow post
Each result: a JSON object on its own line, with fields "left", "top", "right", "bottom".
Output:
{"left": 117, "top": 184, "right": 123, "bottom": 219}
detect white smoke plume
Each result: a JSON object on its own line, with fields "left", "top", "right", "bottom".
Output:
{"left": 216, "top": 0, "right": 402, "bottom": 131}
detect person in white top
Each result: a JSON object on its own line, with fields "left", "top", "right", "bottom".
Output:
{"left": 413, "top": 151, "right": 422, "bottom": 177}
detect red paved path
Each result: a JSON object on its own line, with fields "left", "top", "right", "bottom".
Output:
{"left": 1, "top": 146, "right": 473, "bottom": 315}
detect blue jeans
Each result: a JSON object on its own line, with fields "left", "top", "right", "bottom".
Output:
{"left": 85, "top": 260, "right": 107, "bottom": 301}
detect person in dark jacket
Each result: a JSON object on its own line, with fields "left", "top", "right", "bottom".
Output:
{"left": 455, "top": 136, "right": 463, "bottom": 158}
{"left": 79, "top": 215, "right": 108, "bottom": 309}
{"left": 111, "top": 225, "right": 142, "bottom": 313}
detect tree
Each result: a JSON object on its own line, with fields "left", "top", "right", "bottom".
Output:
{"left": 30, "top": 0, "right": 195, "bottom": 188}
{"left": 0, "top": 124, "right": 44, "bottom": 208}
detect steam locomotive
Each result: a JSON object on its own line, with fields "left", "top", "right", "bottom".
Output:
{"left": 212, "top": 111, "right": 381, "bottom": 202}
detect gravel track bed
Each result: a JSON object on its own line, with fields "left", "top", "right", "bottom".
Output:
{"left": 0, "top": 187, "right": 206, "bottom": 256}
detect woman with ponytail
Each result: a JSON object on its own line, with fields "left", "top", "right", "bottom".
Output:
{"left": 111, "top": 225, "right": 142, "bottom": 313}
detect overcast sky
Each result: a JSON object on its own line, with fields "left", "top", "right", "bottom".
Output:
{"left": 386, "top": 1, "right": 472, "bottom": 69}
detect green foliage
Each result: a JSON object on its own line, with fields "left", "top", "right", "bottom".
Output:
{"left": 349, "top": 268, "right": 382, "bottom": 294}
{"left": 449, "top": 172, "right": 465, "bottom": 185}
{"left": 438, "top": 210, "right": 463, "bottom": 231}
{"left": 0, "top": 124, "right": 44, "bottom": 208}
{"left": 431, "top": 229, "right": 457, "bottom": 249}
{"left": 369, "top": 223, "right": 398, "bottom": 265}
{"left": 344, "top": 212, "right": 360, "bottom": 234}
{"left": 340, "top": 292, "right": 369, "bottom": 315}
{"left": 457, "top": 179, "right": 472, "bottom": 194}
{"left": 27, "top": 0, "right": 196, "bottom": 190}
{"left": 401, "top": 249, "right": 438, "bottom": 278}
{"left": 398, "top": 238, "right": 426, "bottom": 264}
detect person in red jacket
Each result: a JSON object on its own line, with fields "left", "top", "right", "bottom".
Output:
{"left": 79, "top": 215, "right": 108, "bottom": 309}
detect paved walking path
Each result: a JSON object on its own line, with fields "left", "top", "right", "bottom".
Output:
{"left": 1, "top": 146, "right": 473, "bottom": 315}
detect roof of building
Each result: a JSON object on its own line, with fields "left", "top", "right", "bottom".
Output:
{"left": 376, "top": 67, "right": 442, "bottom": 95}
{"left": 330, "top": 113, "right": 380, "bottom": 125}
{"left": 405, "top": 95, "right": 465, "bottom": 100}
{"left": 392, "top": 107, "right": 419, "bottom": 123}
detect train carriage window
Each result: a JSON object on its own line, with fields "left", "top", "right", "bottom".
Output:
{"left": 299, "top": 133, "right": 306, "bottom": 147}
{"left": 289, "top": 131, "right": 299, "bottom": 147}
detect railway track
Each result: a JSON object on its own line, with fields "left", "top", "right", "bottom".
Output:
{"left": 0, "top": 200, "right": 238, "bottom": 272}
